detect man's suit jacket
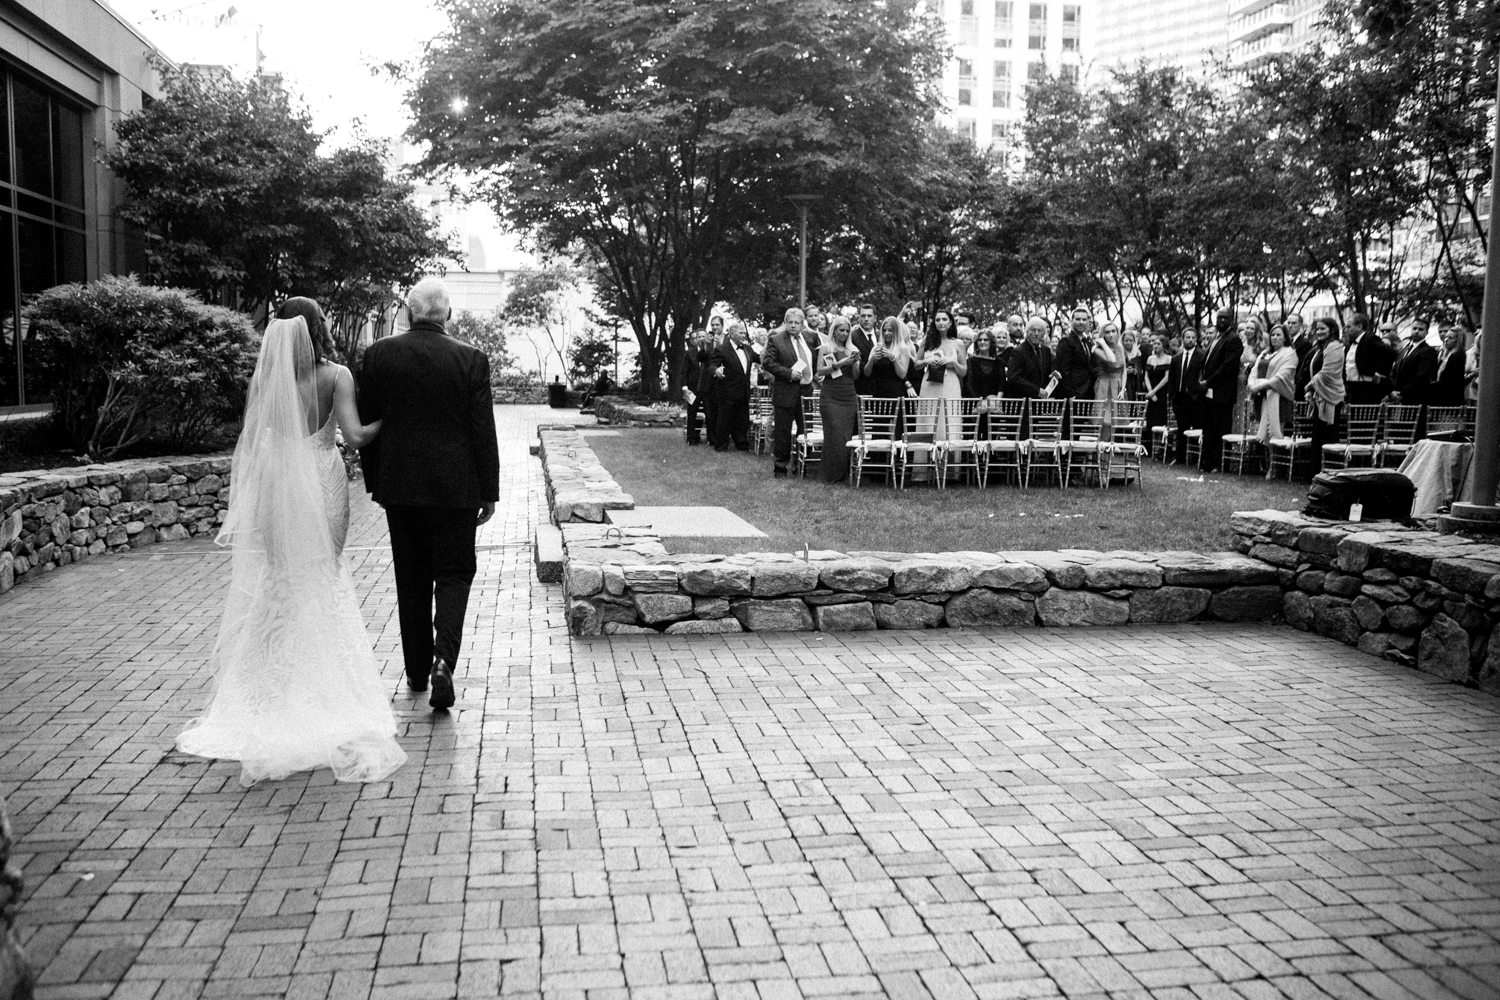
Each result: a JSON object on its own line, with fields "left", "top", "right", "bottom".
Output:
{"left": 850, "top": 327, "right": 875, "bottom": 394}
{"left": 1171, "top": 346, "right": 1206, "bottom": 402}
{"left": 1200, "top": 332, "right": 1243, "bottom": 405}
{"left": 1349, "top": 333, "right": 1396, "bottom": 381}
{"left": 1005, "top": 340, "right": 1053, "bottom": 398}
{"left": 1293, "top": 335, "right": 1316, "bottom": 400}
{"left": 1054, "top": 332, "right": 1093, "bottom": 399}
{"left": 358, "top": 320, "right": 500, "bottom": 509}
{"left": 684, "top": 344, "right": 705, "bottom": 400}
{"left": 761, "top": 328, "right": 819, "bottom": 407}
{"left": 708, "top": 340, "right": 758, "bottom": 402}
{"left": 1390, "top": 340, "right": 1439, "bottom": 405}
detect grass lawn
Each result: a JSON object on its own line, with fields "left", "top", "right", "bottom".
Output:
{"left": 587, "top": 428, "right": 1308, "bottom": 554}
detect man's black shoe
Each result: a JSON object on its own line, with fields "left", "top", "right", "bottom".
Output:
{"left": 429, "top": 658, "right": 455, "bottom": 710}
{"left": 406, "top": 673, "right": 429, "bottom": 693}
{"left": 773, "top": 468, "right": 788, "bottom": 479}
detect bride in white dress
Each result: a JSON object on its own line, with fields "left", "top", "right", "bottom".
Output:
{"left": 177, "top": 312, "right": 407, "bottom": 786}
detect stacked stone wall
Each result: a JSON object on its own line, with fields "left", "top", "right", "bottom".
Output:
{"left": 592, "top": 396, "right": 684, "bottom": 427}
{"left": 0, "top": 455, "right": 231, "bottom": 594}
{"left": 1233, "top": 510, "right": 1500, "bottom": 692}
{"left": 538, "top": 428, "right": 635, "bottom": 523}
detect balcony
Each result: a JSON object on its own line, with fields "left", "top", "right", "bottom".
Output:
{"left": 1228, "top": 3, "right": 1292, "bottom": 46}
{"left": 1226, "top": 0, "right": 1283, "bottom": 18}
{"left": 1229, "top": 27, "right": 1292, "bottom": 67}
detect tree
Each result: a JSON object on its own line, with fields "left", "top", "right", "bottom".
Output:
{"left": 499, "top": 265, "right": 594, "bottom": 381}
{"left": 448, "top": 310, "right": 517, "bottom": 383}
{"left": 568, "top": 328, "right": 617, "bottom": 388}
{"left": 108, "top": 62, "right": 453, "bottom": 340}
{"left": 408, "top": 0, "right": 943, "bottom": 397}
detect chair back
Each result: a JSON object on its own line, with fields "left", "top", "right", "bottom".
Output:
{"left": 1026, "top": 398, "right": 1066, "bottom": 441}
{"left": 946, "top": 398, "right": 986, "bottom": 445}
{"left": 855, "top": 396, "right": 900, "bottom": 442}
{"left": 1425, "top": 405, "right": 1466, "bottom": 438}
{"left": 1289, "top": 400, "right": 1313, "bottom": 438}
{"left": 900, "top": 397, "right": 943, "bottom": 446}
{"left": 987, "top": 397, "right": 1025, "bottom": 446}
{"left": 1345, "top": 404, "right": 1381, "bottom": 445}
{"left": 800, "top": 393, "right": 823, "bottom": 434}
{"left": 752, "top": 385, "right": 772, "bottom": 418}
{"left": 1067, "top": 399, "right": 1108, "bottom": 443}
{"left": 1382, "top": 403, "right": 1421, "bottom": 445}
{"left": 1113, "top": 400, "right": 1147, "bottom": 449}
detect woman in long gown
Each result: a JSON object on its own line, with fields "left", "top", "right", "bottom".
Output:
{"left": 177, "top": 308, "right": 406, "bottom": 787}
{"left": 1247, "top": 324, "right": 1297, "bottom": 442}
{"left": 911, "top": 309, "right": 967, "bottom": 480}
{"left": 816, "top": 316, "right": 862, "bottom": 483}
{"left": 1092, "top": 322, "right": 1126, "bottom": 438}
{"left": 1142, "top": 335, "right": 1174, "bottom": 434}
{"left": 863, "top": 316, "right": 913, "bottom": 399}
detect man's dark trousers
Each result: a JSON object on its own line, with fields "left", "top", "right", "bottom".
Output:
{"left": 384, "top": 506, "right": 478, "bottom": 679}
{"left": 772, "top": 390, "right": 809, "bottom": 472}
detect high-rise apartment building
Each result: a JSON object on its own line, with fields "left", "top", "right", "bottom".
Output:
{"left": 1093, "top": 0, "right": 1326, "bottom": 73}
{"left": 1226, "top": 0, "right": 1326, "bottom": 70}
{"left": 931, "top": 0, "right": 1095, "bottom": 149}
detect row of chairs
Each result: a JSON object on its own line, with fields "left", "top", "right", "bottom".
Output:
{"left": 790, "top": 396, "right": 1148, "bottom": 489}
{"left": 1151, "top": 402, "right": 1477, "bottom": 480}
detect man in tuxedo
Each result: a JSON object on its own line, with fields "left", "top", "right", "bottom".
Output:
{"left": 760, "top": 307, "right": 818, "bottom": 478}
{"left": 1005, "top": 317, "right": 1055, "bottom": 398}
{"left": 851, "top": 302, "right": 878, "bottom": 395}
{"left": 1343, "top": 313, "right": 1395, "bottom": 405}
{"left": 1388, "top": 319, "right": 1439, "bottom": 406}
{"left": 708, "top": 321, "right": 757, "bottom": 451}
{"left": 1198, "top": 308, "right": 1243, "bottom": 473}
{"left": 1055, "top": 308, "right": 1095, "bottom": 400}
{"left": 683, "top": 328, "right": 710, "bottom": 445}
{"left": 1171, "top": 327, "right": 1206, "bottom": 465}
{"left": 358, "top": 277, "right": 499, "bottom": 711}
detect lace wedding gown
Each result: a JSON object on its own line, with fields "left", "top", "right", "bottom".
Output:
{"left": 178, "top": 321, "right": 405, "bottom": 786}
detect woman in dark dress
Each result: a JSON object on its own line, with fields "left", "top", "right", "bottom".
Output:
{"left": 864, "top": 316, "right": 913, "bottom": 398}
{"left": 964, "top": 329, "right": 1006, "bottom": 399}
{"left": 1431, "top": 323, "right": 1470, "bottom": 408}
{"left": 817, "top": 316, "right": 862, "bottom": 483}
{"left": 1142, "top": 334, "right": 1174, "bottom": 433}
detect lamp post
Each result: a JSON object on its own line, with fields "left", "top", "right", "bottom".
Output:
{"left": 785, "top": 194, "right": 820, "bottom": 311}
{"left": 1443, "top": 59, "right": 1500, "bottom": 533}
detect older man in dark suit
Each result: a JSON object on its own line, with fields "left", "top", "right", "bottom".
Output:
{"left": 760, "top": 308, "right": 818, "bottom": 478}
{"left": 1005, "top": 317, "right": 1055, "bottom": 398}
{"left": 708, "top": 321, "right": 758, "bottom": 451}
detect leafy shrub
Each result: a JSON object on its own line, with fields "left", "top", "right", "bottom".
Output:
{"left": 449, "top": 310, "right": 518, "bottom": 380}
{"left": 25, "top": 276, "right": 258, "bottom": 459}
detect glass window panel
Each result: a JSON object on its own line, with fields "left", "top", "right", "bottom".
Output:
{"left": 17, "top": 215, "right": 55, "bottom": 293}
{"left": 13, "top": 76, "right": 51, "bottom": 198}
{"left": 0, "top": 189, "right": 10, "bottom": 208}
{"left": 57, "top": 207, "right": 85, "bottom": 230}
{"left": 56, "top": 227, "right": 85, "bottom": 284}
{"left": 0, "top": 211, "right": 15, "bottom": 407}
{"left": 0, "top": 76, "right": 10, "bottom": 188}
{"left": 53, "top": 103, "right": 86, "bottom": 208}
{"left": 17, "top": 192, "right": 50, "bottom": 221}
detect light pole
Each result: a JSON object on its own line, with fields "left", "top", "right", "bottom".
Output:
{"left": 1444, "top": 58, "right": 1500, "bottom": 533}
{"left": 785, "top": 194, "right": 820, "bottom": 311}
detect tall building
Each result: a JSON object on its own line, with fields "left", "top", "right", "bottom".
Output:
{"left": 1226, "top": 0, "right": 1327, "bottom": 71}
{"left": 931, "top": 0, "right": 1095, "bottom": 149}
{"left": 1093, "top": 0, "right": 1223, "bottom": 71}
{"left": 0, "top": 0, "right": 163, "bottom": 409}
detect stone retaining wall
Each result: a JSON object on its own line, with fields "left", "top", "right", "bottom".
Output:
{"left": 561, "top": 522, "right": 1283, "bottom": 635}
{"left": 593, "top": 396, "right": 684, "bottom": 427}
{"left": 1234, "top": 510, "right": 1500, "bottom": 693}
{"left": 0, "top": 455, "right": 231, "bottom": 594}
{"left": 538, "top": 428, "right": 635, "bottom": 523}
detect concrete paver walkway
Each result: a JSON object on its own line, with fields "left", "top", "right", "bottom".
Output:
{"left": 2, "top": 406, "right": 1499, "bottom": 1000}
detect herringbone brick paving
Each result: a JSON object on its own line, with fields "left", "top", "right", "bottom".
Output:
{"left": 2, "top": 406, "right": 1498, "bottom": 1000}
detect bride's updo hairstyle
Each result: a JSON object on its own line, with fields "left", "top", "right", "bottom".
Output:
{"left": 275, "top": 297, "right": 334, "bottom": 364}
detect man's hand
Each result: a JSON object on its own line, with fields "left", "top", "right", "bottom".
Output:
{"left": 477, "top": 502, "right": 496, "bottom": 526}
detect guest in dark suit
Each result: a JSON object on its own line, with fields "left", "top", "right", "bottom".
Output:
{"left": 851, "top": 302, "right": 878, "bottom": 395}
{"left": 708, "top": 321, "right": 757, "bottom": 451}
{"left": 760, "top": 308, "right": 818, "bottom": 478}
{"left": 1388, "top": 321, "right": 1439, "bottom": 406}
{"left": 683, "top": 327, "right": 712, "bottom": 445}
{"left": 1055, "top": 308, "right": 1095, "bottom": 400}
{"left": 1431, "top": 322, "right": 1470, "bottom": 409}
{"left": 1005, "top": 317, "right": 1055, "bottom": 398}
{"left": 1343, "top": 313, "right": 1396, "bottom": 405}
{"left": 358, "top": 277, "right": 499, "bottom": 708}
{"left": 1170, "top": 327, "right": 1206, "bottom": 464}
{"left": 1199, "top": 308, "right": 1244, "bottom": 473}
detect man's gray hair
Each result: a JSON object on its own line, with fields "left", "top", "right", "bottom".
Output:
{"left": 407, "top": 277, "right": 450, "bottom": 323}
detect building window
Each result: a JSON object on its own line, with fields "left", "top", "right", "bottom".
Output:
{"left": 957, "top": 58, "right": 975, "bottom": 106}
{"left": 1, "top": 65, "right": 89, "bottom": 407}
{"left": 994, "top": 0, "right": 1013, "bottom": 46}
{"left": 1028, "top": 2, "right": 1046, "bottom": 49}
{"left": 1027, "top": 61, "right": 1046, "bottom": 83}
{"left": 1060, "top": 64, "right": 1078, "bottom": 83}
{"left": 993, "top": 60, "right": 1011, "bottom": 107}
{"left": 1062, "top": 4, "right": 1080, "bottom": 51}
{"left": 959, "top": 119, "right": 977, "bottom": 143}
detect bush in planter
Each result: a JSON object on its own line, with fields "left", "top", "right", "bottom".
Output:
{"left": 25, "top": 276, "right": 258, "bottom": 459}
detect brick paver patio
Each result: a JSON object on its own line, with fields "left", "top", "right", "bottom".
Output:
{"left": 3, "top": 406, "right": 1500, "bottom": 1000}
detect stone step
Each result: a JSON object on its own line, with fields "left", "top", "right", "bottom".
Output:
{"left": 534, "top": 524, "right": 565, "bottom": 583}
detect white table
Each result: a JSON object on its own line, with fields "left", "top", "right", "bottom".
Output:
{"left": 1398, "top": 439, "right": 1473, "bottom": 516}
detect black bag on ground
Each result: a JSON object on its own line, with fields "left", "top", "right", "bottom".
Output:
{"left": 1304, "top": 468, "right": 1415, "bottom": 522}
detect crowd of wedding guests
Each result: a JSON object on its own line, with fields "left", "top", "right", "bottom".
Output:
{"left": 682, "top": 301, "right": 1481, "bottom": 483}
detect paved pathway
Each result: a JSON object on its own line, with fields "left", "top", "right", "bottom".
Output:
{"left": 2, "top": 407, "right": 1500, "bottom": 1000}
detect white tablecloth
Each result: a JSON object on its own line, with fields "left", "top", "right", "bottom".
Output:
{"left": 1398, "top": 439, "right": 1473, "bottom": 517}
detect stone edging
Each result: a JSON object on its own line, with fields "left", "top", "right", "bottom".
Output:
{"left": 537, "top": 427, "right": 1281, "bottom": 636}
{"left": 0, "top": 454, "right": 232, "bottom": 595}
{"left": 1233, "top": 510, "right": 1500, "bottom": 693}
{"left": 593, "top": 396, "right": 683, "bottom": 427}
